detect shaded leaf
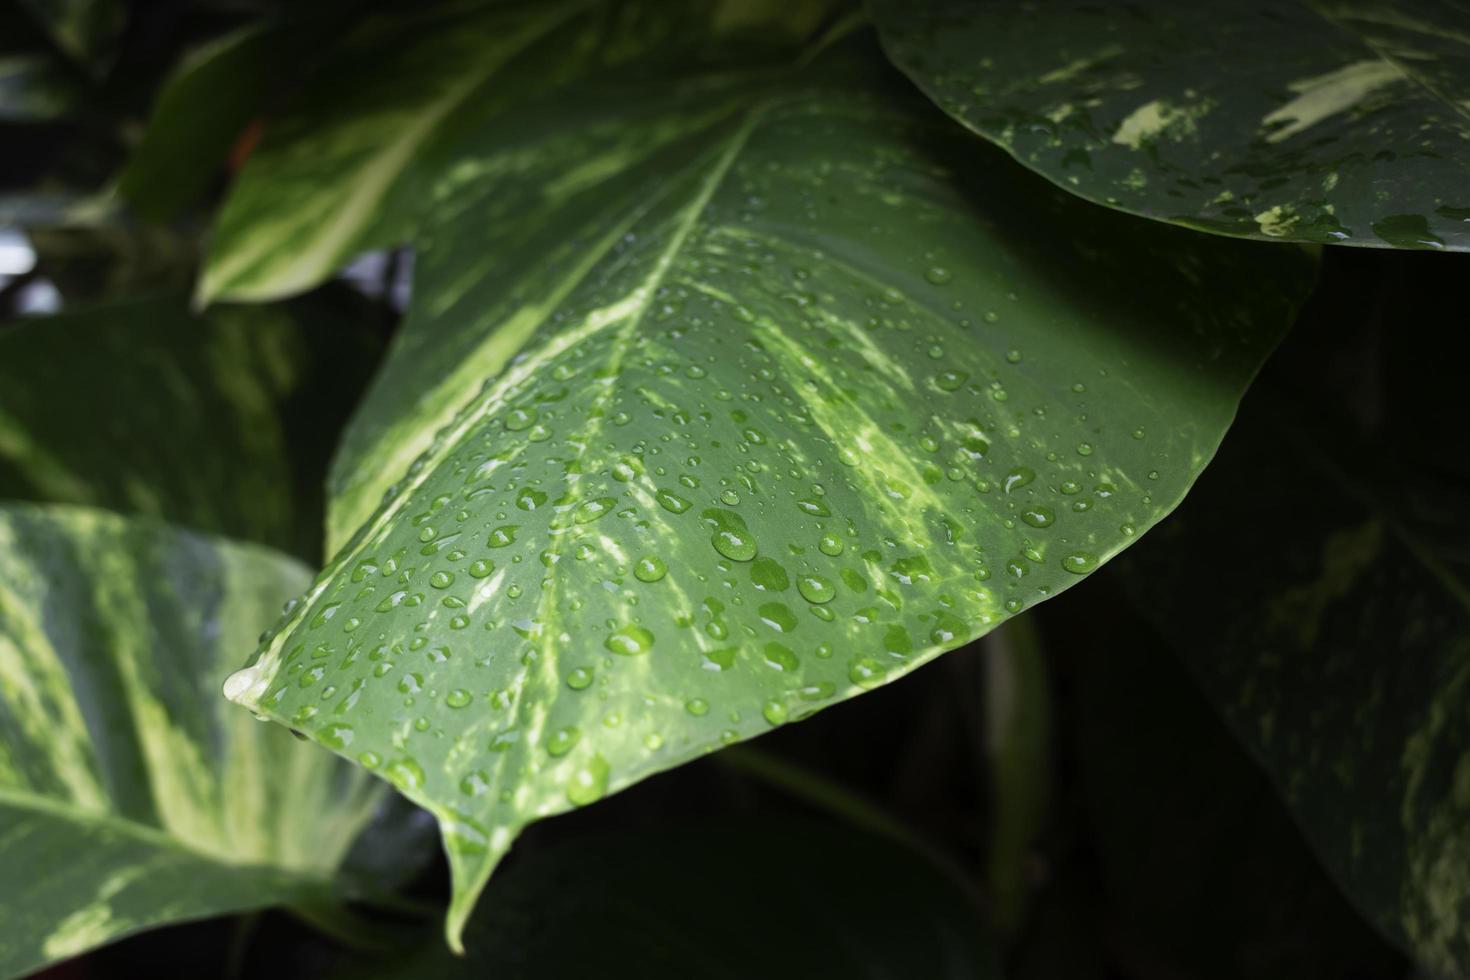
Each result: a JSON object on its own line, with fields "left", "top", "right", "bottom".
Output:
{"left": 227, "top": 36, "right": 1312, "bottom": 946}
{"left": 0, "top": 504, "right": 383, "bottom": 979}
{"left": 1116, "top": 252, "right": 1470, "bottom": 976}
{"left": 0, "top": 290, "right": 383, "bottom": 562}
{"left": 117, "top": 25, "right": 275, "bottom": 222}
{"left": 871, "top": 0, "right": 1470, "bottom": 250}
{"left": 1064, "top": 591, "right": 1410, "bottom": 980}
{"left": 198, "top": 0, "right": 837, "bottom": 303}
{"left": 333, "top": 823, "right": 998, "bottom": 979}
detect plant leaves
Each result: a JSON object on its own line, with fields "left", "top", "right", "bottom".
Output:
{"left": 197, "top": 0, "right": 834, "bottom": 304}
{"left": 117, "top": 25, "right": 275, "bottom": 223}
{"left": 331, "top": 822, "right": 999, "bottom": 979}
{"left": 1115, "top": 252, "right": 1470, "bottom": 976}
{"left": 0, "top": 290, "right": 383, "bottom": 562}
{"left": 0, "top": 504, "right": 383, "bottom": 979}
{"left": 227, "top": 37, "right": 1313, "bottom": 947}
{"left": 870, "top": 0, "right": 1470, "bottom": 251}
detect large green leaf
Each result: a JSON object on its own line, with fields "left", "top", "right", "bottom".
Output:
{"left": 198, "top": 0, "right": 835, "bottom": 304}
{"left": 871, "top": 0, "right": 1470, "bottom": 251}
{"left": 226, "top": 36, "right": 1313, "bottom": 947}
{"left": 334, "top": 823, "right": 998, "bottom": 979}
{"left": 0, "top": 290, "right": 382, "bottom": 561}
{"left": 0, "top": 504, "right": 383, "bottom": 979}
{"left": 1116, "top": 252, "right": 1470, "bottom": 975}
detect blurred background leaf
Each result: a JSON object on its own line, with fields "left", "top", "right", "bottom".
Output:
{"left": 1116, "top": 248, "right": 1470, "bottom": 976}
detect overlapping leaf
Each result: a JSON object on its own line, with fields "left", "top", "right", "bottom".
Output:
{"left": 118, "top": 25, "right": 275, "bottom": 222}
{"left": 225, "top": 32, "right": 1313, "bottom": 948}
{"left": 198, "top": 0, "right": 835, "bottom": 303}
{"left": 872, "top": 0, "right": 1470, "bottom": 250}
{"left": 1117, "top": 254, "right": 1470, "bottom": 976}
{"left": 0, "top": 505, "right": 383, "bottom": 979}
{"left": 0, "top": 291, "right": 382, "bottom": 561}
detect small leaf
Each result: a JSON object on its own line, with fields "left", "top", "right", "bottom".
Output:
{"left": 0, "top": 505, "right": 383, "bottom": 979}
{"left": 871, "top": 0, "right": 1470, "bottom": 250}
{"left": 229, "top": 37, "right": 1313, "bottom": 946}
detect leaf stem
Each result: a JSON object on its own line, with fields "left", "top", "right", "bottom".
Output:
{"left": 717, "top": 744, "right": 989, "bottom": 915}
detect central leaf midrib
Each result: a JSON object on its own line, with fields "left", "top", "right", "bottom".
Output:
{"left": 443, "top": 102, "right": 773, "bottom": 929}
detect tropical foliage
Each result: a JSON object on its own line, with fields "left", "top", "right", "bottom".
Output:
{"left": 1, "top": 0, "right": 1464, "bottom": 977}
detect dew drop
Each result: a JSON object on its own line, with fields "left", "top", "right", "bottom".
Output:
{"left": 604, "top": 624, "right": 654, "bottom": 656}
{"left": 634, "top": 556, "right": 668, "bottom": 582}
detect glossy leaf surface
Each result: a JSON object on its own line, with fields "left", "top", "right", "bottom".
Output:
{"left": 1118, "top": 253, "right": 1470, "bottom": 976}
{"left": 334, "top": 823, "right": 998, "bottom": 979}
{"left": 228, "top": 39, "right": 1312, "bottom": 945}
{"left": 0, "top": 505, "right": 382, "bottom": 979}
{"left": 872, "top": 0, "right": 1470, "bottom": 250}
{"left": 0, "top": 291, "right": 382, "bottom": 561}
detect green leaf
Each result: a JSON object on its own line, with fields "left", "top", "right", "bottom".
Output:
{"left": 227, "top": 36, "right": 1313, "bottom": 947}
{"left": 0, "top": 504, "right": 383, "bottom": 979}
{"left": 0, "top": 290, "right": 383, "bottom": 562}
{"left": 1114, "top": 253, "right": 1470, "bottom": 976}
{"left": 117, "top": 25, "right": 275, "bottom": 222}
{"left": 198, "top": 0, "right": 838, "bottom": 304}
{"left": 871, "top": 0, "right": 1470, "bottom": 250}
{"left": 333, "top": 822, "right": 999, "bottom": 979}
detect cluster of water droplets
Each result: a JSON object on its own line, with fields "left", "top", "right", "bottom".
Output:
{"left": 230, "top": 98, "right": 1173, "bottom": 851}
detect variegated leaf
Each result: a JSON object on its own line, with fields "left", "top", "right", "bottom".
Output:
{"left": 0, "top": 291, "right": 381, "bottom": 561}
{"left": 871, "top": 0, "right": 1470, "bottom": 250}
{"left": 1117, "top": 254, "right": 1470, "bottom": 977}
{"left": 0, "top": 504, "right": 383, "bottom": 979}
{"left": 197, "top": 0, "right": 836, "bottom": 303}
{"left": 226, "top": 37, "right": 1313, "bottom": 948}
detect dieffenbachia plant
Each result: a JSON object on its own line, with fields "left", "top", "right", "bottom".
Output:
{"left": 219, "top": 29, "right": 1314, "bottom": 945}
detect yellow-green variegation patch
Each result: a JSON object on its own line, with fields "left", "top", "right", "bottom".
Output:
{"left": 872, "top": 0, "right": 1470, "bottom": 250}
{"left": 0, "top": 505, "right": 382, "bottom": 979}
{"left": 225, "top": 35, "right": 1315, "bottom": 950}
{"left": 0, "top": 291, "right": 381, "bottom": 562}
{"left": 198, "top": 0, "right": 838, "bottom": 303}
